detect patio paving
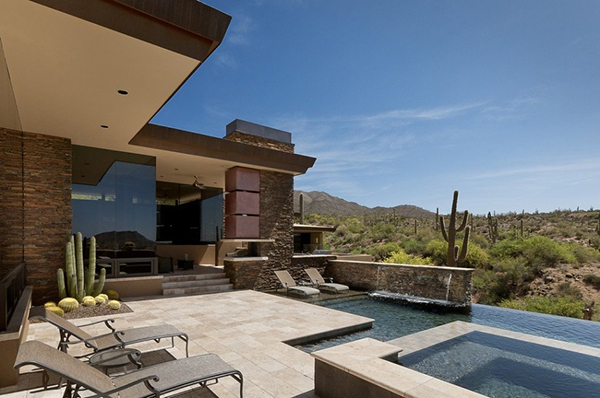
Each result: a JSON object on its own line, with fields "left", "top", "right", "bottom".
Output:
{"left": 3, "top": 290, "right": 373, "bottom": 398}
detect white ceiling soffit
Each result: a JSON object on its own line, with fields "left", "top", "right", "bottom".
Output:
{"left": 0, "top": 0, "right": 199, "bottom": 148}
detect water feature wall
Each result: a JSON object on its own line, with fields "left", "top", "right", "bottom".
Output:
{"left": 326, "top": 260, "right": 473, "bottom": 306}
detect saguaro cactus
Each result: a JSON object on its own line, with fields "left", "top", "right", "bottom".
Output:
{"left": 299, "top": 193, "right": 305, "bottom": 224}
{"left": 487, "top": 212, "right": 499, "bottom": 243}
{"left": 440, "top": 191, "right": 471, "bottom": 267}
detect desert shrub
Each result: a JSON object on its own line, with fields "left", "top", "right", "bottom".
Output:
{"left": 401, "top": 238, "right": 427, "bottom": 256}
{"left": 566, "top": 243, "right": 600, "bottom": 264}
{"left": 499, "top": 296, "right": 586, "bottom": 319}
{"left": 334, "top": 225, "right": 348, "bottom": 237}
{"left": 583, "top": 274, "right": 600, "bottom": 290}
{"left": 490, "top": 236, "right": 576, "bottom": 270}
{"left": 424, "top": 239, "right": 447, "bottom": 266}
{"left": 370, "top": 222, "right": 398, "bottom": 241}
{"left": 346, "top": 217, "right": 365, "bottom": 234}
{"left": 367, "top": 242, "right": 402, "bottom": 262}
{"left": 556, "top": 282, "right": 583, "bottom": 300}
{"left": 521, "top": 236, "right": 576, "bottom": 268}
{"left": 490, "top": 237, "right": 524, "bottom": 259}
{"left": 461, "top": 243, "right": 490, "bottom": 269}
{"left": 422, "top": 239, "right": 489, "bottom": 268}
{"left": 384, "top": 249, "right": 433, "bottom": 265}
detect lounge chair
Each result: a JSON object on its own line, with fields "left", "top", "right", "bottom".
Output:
{"left": 14, "top": 340, "right": 243, "bottom": 398}
{"left": 29, "top": 306, "right": 189, "bottom": 357}
{"left": 305, "top": 268, "right": 349, "bottom": 293}
{"left": 274, "top": 270, "right": 320, "bottom": 296}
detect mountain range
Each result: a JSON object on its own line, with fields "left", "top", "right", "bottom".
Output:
{"left": 293, "top": 190, "right": 435, "bottom": 218}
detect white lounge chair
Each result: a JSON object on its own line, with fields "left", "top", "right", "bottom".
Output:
{"left": 274, "top": 270, "right": 320, "bottom": 296}
{"left": 305, "top": 268, "right": 349, "bottom": 293}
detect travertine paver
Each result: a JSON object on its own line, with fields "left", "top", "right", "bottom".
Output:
{"left": 4, "top": 290, "right": 372, "bottom": 398}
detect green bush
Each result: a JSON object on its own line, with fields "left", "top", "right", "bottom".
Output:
{"left": 583, "top": 274, "right": 600, "bottom": 290}
{"left": 490, "top": 236, "right": 577, "bottom": 269}
{"left": 566, "top": 243, "right": 600, "bottom": 264}
{"left": 499, "top": 296, "right": 586, "bottom": 319}
{"left": 521, "top": 236, "right": 577, "bottom": 267}
{"left": 423, "top": 239, "right": 489, "bottom": 268}
{"left": 384, "top": 249, "right": 433, "bottom": 265}
{"left": 461, "top": 243, "right": 490, "bottom": 269}
{"left": 424, "top": 239, "right": 447, "bottom": 266}
{"left": 367, "top": 242, "right": 402, "bottom": 262}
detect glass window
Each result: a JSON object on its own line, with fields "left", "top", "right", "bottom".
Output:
{"left": 72, "top": 146, "right": 156, "bottom": 263}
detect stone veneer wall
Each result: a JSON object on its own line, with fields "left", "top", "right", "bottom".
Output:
{"left": 0, "top": 128, "right": 71, "bottom": 304}
{"left": 225, "top": 131, "right": 294, "bottom": 153}
{"left": 254, "top": 170, "right": 294, "bottom": 290}
{"left": 326, "top": 260, "right": 473, "bottom": 306}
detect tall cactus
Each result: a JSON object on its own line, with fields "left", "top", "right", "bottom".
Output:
{"left": 85, "top": 236, "right": 96, "bottom": 296}
{"left": 65, "top": 241, "right": 77, "bottom": 298}
{"left": 59, "top": 233, "right": 104, "bottom": 302}
{"left": 57, "top": 268, "right": 67, "bottom": 299}
{"left": 75, "top": 232, "right": 85, "bottom": 302}
{"left": 440, "top": 191, "right": 471, "bottom": 267}
{"left": 299, "top": 193, "right": 305, "bottom": 224}
{"left": 487, "top": 212, "right": 499, "bottom": 243}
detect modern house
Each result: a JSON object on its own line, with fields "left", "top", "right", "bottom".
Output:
{"left": 0, "top": 0, "right": 316, "bottom": 306}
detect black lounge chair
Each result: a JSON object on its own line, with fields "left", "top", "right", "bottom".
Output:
{"left": 15, "top": 340, "right": 243, "bottom": 398}
{"left": 29, "top": 307, "right": 189, "bottom": 357}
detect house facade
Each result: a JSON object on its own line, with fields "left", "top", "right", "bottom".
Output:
{"left": 0, "top": 0, "right": 315, "bottom": 304}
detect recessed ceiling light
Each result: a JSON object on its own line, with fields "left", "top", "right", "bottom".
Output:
{"left": 101, "top": 125, "right": 108, "bottom": 129}
{"left": 84, "top": 162, "right": 90, "bottom": 166}
{"left": 174, "top": 168, "right": 179, "bottom": 171}
{"left": 117, "top": 90, "right": 128, "bottom": 95}
{"left": 160, "top": 175, "right": 164, "bottom": 178}
{"left": 80, "top": 175, "right": 85, "bottom": 178}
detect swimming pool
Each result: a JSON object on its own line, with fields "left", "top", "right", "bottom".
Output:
{"left": 399, "top": 331, "right": 600, "bottom": 398}
{"left": 298, "top": 295, "right": 600, "bottom": 352}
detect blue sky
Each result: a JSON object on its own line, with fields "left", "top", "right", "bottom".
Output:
{"left": 152, "top": 0, "right": 600, "bottom": 215}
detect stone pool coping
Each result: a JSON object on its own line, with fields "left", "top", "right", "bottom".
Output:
{"left": 388, "top": 320, "right": 600, "bottom": 358}
{"left": 312, "top": 337, "right": 485, "bottom": 398}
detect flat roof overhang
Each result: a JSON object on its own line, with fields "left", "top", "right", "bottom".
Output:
{"left": 130, "top": 124, "right": 317, "bottom": 185}
{"left": 293, "top": 224, "right": 337, "bottom": 233}
{"left": 0, "top": 0, "right": 231, "bottom": 146}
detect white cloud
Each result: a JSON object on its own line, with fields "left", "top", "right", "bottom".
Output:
{"left": 272, "top": 102, "right": 483, "bottom": 198}
{"left": 227, "top": 14, "right": 255, "bottom": 46}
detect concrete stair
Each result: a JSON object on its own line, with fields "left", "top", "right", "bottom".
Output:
{"left": 162, "top": 272, "right": 233, "bottom": 296}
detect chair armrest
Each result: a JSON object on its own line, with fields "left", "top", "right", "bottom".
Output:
{"left": 84, "top": 375, "right": 160, "bottom": 398}
{"left": 78, "top": 318, "right": 116, "bottom": 331}
{"left": 323, "top": 277, "right": 334, "bottom": 283}
{"left": 60, "top": 331, "right": 124, "bottom": 348}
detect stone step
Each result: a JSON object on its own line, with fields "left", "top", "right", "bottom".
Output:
{"left": 162, "top": 278, "right": 232, "bottom": 290}
{"left": 163, "top": 284, "right": 234, "bottom": 296}
{"left": 162, "top": 273, "right": 226, "bottom": 283}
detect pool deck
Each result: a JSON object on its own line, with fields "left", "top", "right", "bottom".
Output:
{"left": 1, "top": 290, "right": 373, "bottom": 398}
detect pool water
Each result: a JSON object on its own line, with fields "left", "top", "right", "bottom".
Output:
{"left": 399, "top": 331, "right": 600, "bottom": 398}
{"left": 298, "top": 295, "right": 600, "bottom": 352}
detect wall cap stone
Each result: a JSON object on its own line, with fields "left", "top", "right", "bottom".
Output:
{"left": 328, "top": 260, "right": 475, "bottom": 273}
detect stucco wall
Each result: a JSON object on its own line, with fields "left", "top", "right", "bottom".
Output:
{"left": 0, "top": 128, "right": 71, "bottom": 304}
{"left": 326, "top": 260, "right": 473, "bottom": 305}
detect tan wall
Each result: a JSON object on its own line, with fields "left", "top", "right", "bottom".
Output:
{"left": 0, "top": 287, "right": 32, "bottom": 388}
{"left": 156, "top": 244, "right": 216, "bottom": 265}
{"left": 103, "top": 276, "right": 163, "bottom": 298}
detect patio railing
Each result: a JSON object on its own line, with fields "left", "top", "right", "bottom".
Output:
{"left": 0, "top": 262, "right": 26, "bottom": 332}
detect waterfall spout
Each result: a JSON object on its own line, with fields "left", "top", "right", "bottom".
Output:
{"left": 445, "top": 273, "right": 453, "bottom": 302}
